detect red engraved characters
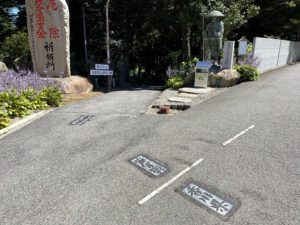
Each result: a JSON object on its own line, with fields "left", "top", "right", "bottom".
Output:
{"left": 49, "top": 27, "right": 60, "bottom": 39}
{"left": 35, "top": 0, "right": 47, "bottom": 38}
{"left": 36, "top": 0, "right": 60, "bottom": 39}
{"left": 47, "top": 0, "right": 58, "bottom": 11}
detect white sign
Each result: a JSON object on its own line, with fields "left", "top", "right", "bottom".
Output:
{"left": 182, "top": 182, "right": 236, "bottom": 218}
{"left": 238, "top": 41, "right": 247, "bottom": 55}
{"left": 95, "top": 64, "right": 109, "bottom": 70}
{"left": 130, "top": 155, "right": 168, "bottom": 177}
{"left": 90, "top": 70, "right": 113, "bottom": 76}
{"left": 223, "top": 41, "right": 235, "bottom": 69}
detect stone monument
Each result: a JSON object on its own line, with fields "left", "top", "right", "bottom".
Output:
{"left": 222, "top": 41, "right": 235, "bottom": 69}
{"left": 25, "top": 0, "right": 70, "bottom": 77}
{"left": 203, "top": 10, "right": 224, "bottom": 60}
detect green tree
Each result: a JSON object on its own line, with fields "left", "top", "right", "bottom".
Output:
{"left": 0, "top": 0, "right": 28, "bottom": 68}
{"left": 0, "top": 31, "right": 31, "bottom": 68}
{"left": 206, "top": 0, "right": 260, "bottom": 37}
{"left": 243, "top": 0, "right": 300, "bottom": 40}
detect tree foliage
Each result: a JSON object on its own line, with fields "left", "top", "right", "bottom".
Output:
{"left": 242, "top": 0, "right": 300, "bottom": 40}
{"left": 0, "top": 0, "right": 299, "bottom": 84}
{"left": 206, "top": 0, "right": 260, "bottom": 37}
{"left": 0, "top": 31, "right": 31, "bottom": 68}
{"left": 0, "top": 0, "right": 28, "bottom": 67}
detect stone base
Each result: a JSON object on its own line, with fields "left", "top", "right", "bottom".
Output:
{"left": 209, "top": 69, "right": 240, "bottom": 87}
{"left": 50, "top": 76, "right": 93, "bottom": 94}
{"left": 0, "top": 61, "right": 8, "bottom": 73}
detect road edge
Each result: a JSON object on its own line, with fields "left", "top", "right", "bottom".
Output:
{"left": 0, "top": 109, "right": 55, "bottom": 139}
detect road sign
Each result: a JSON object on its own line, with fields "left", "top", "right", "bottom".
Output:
{"left": 90, "top": 63, "right": 113, "bottom": 76}
{"left": 90, "top": 70, "right": 113, "bottom": 76}
{"left": 95, "top": 64, "right": 109, "bottom": 70}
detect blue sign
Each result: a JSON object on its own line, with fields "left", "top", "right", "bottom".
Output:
{"left": 196, "top": 61, "right": 212, "bottom": 68}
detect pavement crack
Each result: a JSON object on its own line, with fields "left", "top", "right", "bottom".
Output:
{"left": 196, "top": 137, "right": 220, "bottom": 145}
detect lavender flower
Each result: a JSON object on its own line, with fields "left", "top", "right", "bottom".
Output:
{"left": 166, "top": 66, "right": 179, "bottom": 78}
{"left": 238, "top": 53, "right": 261, "bottom": 68}
{"left": 0, "top": 69, "right": 62, "bottom": 93}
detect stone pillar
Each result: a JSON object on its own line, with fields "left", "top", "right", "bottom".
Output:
{"left": 25, "top": 0, "right": 70, "bottom": 77}
{"left": 222, "top": 41, "right": 235, "bottom": 70}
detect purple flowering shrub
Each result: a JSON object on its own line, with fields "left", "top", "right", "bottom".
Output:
{"left": 238, "top": 53, "right": 261, "bottom": 68}
{"left": 0, "top": 70, "right": 63, "bottom": 129}
{"left": 165, "top": 57, "right": 199, "bottom": 88}
{"left": 166, "top": 66, "right": 180, "bottom": 78}
{"left": 234, "top": 52, "right": 261, "bottom": 83}
{"left": 0, "top": 69, "right": 61, "bottom": 92}
{"left": 165, "top": 65, "right": 187, "bottom": 88}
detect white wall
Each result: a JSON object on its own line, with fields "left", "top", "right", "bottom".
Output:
{"left": 253, "top": 37, "right": 300, "bottom": 73}
{"left": 277, "top": 40, "right": 290, "bottom": 67}
{"left": 289, "top": 42, "right": 300, "bottom": 63}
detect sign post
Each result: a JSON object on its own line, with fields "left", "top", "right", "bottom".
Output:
{"left": 90, "top": 63, "right": 114, "bottom": 91}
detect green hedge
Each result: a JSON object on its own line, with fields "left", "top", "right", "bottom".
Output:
{"left": 166, "top": 76, "right": 185, "bottom": 89}
{"left": 236, "top": 65, "right": 260, "bottom": 82}
{"left": 0, "top": 109, "right": 10, "bottom": 129}
{"left": 0, "top": 86, "right": 62, "bottom": 129}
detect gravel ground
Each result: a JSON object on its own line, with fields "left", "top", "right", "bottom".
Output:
{"left": 147, "top": 87, "right": 227, "bottom": 114}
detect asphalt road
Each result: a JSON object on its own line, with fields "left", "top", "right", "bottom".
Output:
{"left": 0, "top": 64, "right": 300, "bottom": 225}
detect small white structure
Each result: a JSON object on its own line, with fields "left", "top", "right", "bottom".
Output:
{"left": 222, "top": 41, "right": 235, "bottom": 69}
{"left": 194, "top": 61, "right": 212, "bottom": 88}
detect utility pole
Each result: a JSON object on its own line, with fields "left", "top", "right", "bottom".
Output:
{"left": 106, "top": 0, "right": 111, "bottom": 64}
{"left": 82, "top": 4, "right": 88, "bottom": 65}
{"left": 106, "top": 0, "right": 112, "bottom": 91}
{"left": 201, "top": 5, "right": 207, "bottom": 61}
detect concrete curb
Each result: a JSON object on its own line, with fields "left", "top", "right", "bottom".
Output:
{"left": 0, "top": 109, "right": 54, "bottom": 138}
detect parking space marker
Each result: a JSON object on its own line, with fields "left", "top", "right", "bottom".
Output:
{"left": 70, "top": 115, "right": 95, "bottom": 125}
{"left": 138, "top": 158, "right": 204, "bottom": 205}
{"left": 222, "top": 125, "right": 255, "bottom": 146}
{"left": 130, "top": 155, "right": 168, "bottom": 177}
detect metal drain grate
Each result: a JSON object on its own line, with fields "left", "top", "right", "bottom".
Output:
{"left": 70, "top": 115, "right": 95, "bottom": 125}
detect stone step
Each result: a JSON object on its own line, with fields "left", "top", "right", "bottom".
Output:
{"left": 179, "top": 87, "right": 214, "bottom": 94}
{"left": 168, "top": 97, "right": 192, "bottom": 103}
{"left": 179, "top": 93, "right": 199, "bottom": 98}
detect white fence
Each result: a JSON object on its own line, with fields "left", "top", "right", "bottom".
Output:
{"left": 253, "top": 37, "right": 300, "bottom": 73}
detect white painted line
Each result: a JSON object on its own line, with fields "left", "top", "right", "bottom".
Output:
{"left": 138, "top": 158, "right": 205, "bottom": 205}
{"left": 222, "top": 125, "right": 255, "bottom": 146}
